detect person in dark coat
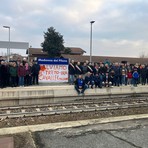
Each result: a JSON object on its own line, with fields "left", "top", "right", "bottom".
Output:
{"left": 98, "top": 63, "right": 106, "bottom": 86}
{"left": 99, "top": 63, "right": 107, "bottom": 75}
{"left": 93, "top": 63, "right": 99, "bottom": 75}
{"left": 32, "top": 61, "right": 40, "bottom": 85}
{"left": 82, "top": 62, "right": 88, "bottom": 77}
{"left": 9, "top": 62, "right": 18, "bottom": 87}
{"left": 24, "top": 62, "right": 31, "bottom": 86}
{"left": 111, "top": 63, "right": 121, "bottom": 86}
{"left": 140, "top": 65, "right": 147, "bottom": 85}
{"left": 87, "top": 62, "right": 95, "bottom": 74}
{"left": 109, "top": 69, "right": 115, "bottom": 86}
{"left": 75, "top": 74, "right": 87, "bottom": 95}
{"left": 94, "top": 73, "right": 102, "bottom": 88}
{"left": 5, "top": 62, "right": 10, "bottom": 87}
{"left": 75, "top": 61, "right": 83, "bottom": 77}
{"left": 85, "top": 72, "right": 95, "bottom": 88}
{"left": 68, "top": 60, "right": 75, "bottom": 85}
{"left": 102, "top": 72, "right": 112, "bottom": 87}
{"left": 0, "top": 61, "right": 7, "bottom": 88}
{"left": 29, "top": 62, "right": 33, "bottom": 85}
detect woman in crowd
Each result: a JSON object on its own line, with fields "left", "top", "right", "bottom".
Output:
{"left": 18, "top": 62, "right": 26, "bottom": 87}
{"left": 24, "top": 62, "right": 31, "bottom": 86}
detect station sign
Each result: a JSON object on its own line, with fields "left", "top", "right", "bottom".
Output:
{"left": 38, "top": 58, "right": 69, "bottom": 83}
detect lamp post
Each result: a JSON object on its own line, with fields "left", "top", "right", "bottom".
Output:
{"left": 90, "top": 21, "right": 95, "bottom": 63}
{"left": 3, "top": 26, "right": 10, "bottom": 62}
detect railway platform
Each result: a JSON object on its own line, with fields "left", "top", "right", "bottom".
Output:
{"left": 0, "top": 85, "right": 148, "bottom": 107}
{"left": 0, "top": 114, "right": 148, "bottom": 148}
{"left": 0, "top": 85, "right": 148, "bottom": 148}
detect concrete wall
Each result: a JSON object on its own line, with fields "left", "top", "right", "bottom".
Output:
{"left": 0, "top": 85, "right": 148, "bottom": 107}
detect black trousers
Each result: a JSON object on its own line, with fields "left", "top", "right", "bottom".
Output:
{"left": 32, "top": 74, "right": 39, "bottom": 85}
{"left": 141, "top": 76, "right": 146, "bottom": 85}
{"left": 11, "top": 76, "right": 17, "bottom": 87}
{"left": 0, "top": 76, "right": 7, "bottom": 88}
{"left": 25, "top": 75, "right": 30, "bottom": 86}
{"left": 75, "top": 85, "right": 87, "bottom": 94}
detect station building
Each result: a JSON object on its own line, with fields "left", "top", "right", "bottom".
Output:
{"left": 26, "top": 47, "right": 148, "bottom": 64}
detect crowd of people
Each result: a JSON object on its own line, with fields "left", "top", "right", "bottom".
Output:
{"left": 1, "top": 58, "right": 148, "bottom": 92}
{"left": 0, "top": 59, "right": 40, "bottom": 88}
{"left": 69, "top": 60, "right": 148, "bottom": 94}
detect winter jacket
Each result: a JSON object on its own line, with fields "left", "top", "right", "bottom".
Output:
{"left": 127, "top": 72, "right": 132, "bottom": 79}
{"left": 9, "top": 66, "right": 18, "bottom": 77}
{"left": 75, "top": 78, "right": 86, "bottom": 88}
{"left": 32, "top": 64, "right": 40, "bottom": 75}
{"left": 85, "top": 75, "right": 95, "bottom": 84}
{"left": 140, "top": 68, "right": 147, "bottom": 78}
{"left": 75, "top": 65, "right": 83, "bottom": 75}
{"left": 69, "top": 63, "right": 75, "bottom": 75}
{"left": 132, "top": 71, "right": 139, "bottom": 79}
{"left": 18, "top": 66, "right": 26, "bottom": 77}
{"left": 112, "top": 66, "right": 121, "bottom": 76}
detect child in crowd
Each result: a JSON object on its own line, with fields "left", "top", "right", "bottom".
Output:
{"left": 127, "top": 70, "right": 132, "bottom": 85}
{"left": 132, "top": 69, "right": 139, "bottom": 87}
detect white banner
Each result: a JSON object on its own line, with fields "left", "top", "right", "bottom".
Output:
{"left": 38, "top": 58, "right": 68, "bottom": 83}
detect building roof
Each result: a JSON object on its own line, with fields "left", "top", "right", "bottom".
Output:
{"left": 61, "top": 54, "right": 148, "bottom": 64}
{"left": 27, "top": 47, "right": 86, "bottom": 55}
{"left": 26, "top": 48, "right": 47, "bottom": 55}
{"left": 62, "top": 47, "right": 86, "bottom": 55}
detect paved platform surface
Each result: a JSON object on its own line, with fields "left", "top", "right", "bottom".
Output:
{"left": 34, "top": 118, "right": 148, "bottom": 148}
{"left": 0, "top": 114, "right": 148, "bottom": 148}
{"left": 0, "top": 137, "right": 14, "bottom": 148}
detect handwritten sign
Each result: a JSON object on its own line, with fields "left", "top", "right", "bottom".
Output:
{"left": 38, "top": 58, "right": 68, "bottom": 83}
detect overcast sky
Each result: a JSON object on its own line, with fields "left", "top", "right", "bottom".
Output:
{"left": 0, "top": 0, "right": 148, "bottom": 57}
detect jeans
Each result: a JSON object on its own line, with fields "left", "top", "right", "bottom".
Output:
{"left": 113, "top": 76, "right": 120, "bottom": 86}
{"left": 133, "top": 78, "right": 138, "bottom": 86}
{"left": 69, "top": 74, "right": 75, "bottom": 85}
{"left": 122, "top": 75, "right": 126, "bottom": 85}
{"left": 19, "top": 76, "right": 24, "bottom": 86}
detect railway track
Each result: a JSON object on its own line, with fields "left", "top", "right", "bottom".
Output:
{"left": 0, "top": 98, "right": 148, "bottom": 119}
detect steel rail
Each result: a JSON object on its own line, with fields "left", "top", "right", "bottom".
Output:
{"left": 0, "top": 98, "right": 147, "bottom": 119}
{"left": 0, "top": 97, "right": 147, "bottom": 110}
